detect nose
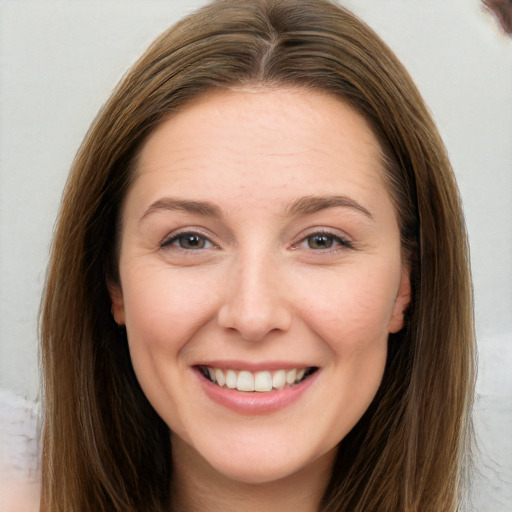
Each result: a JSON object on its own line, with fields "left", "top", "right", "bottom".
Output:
{"left": 217, "top": 252, "right": 293, "bottom": 342}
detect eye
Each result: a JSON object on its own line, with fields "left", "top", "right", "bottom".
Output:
{"left": 307, "top": 233, "right": 336, "bottom": 250}
{"left": 161, "top": 231, "right": 214, "bottom": 250}
{"left": 298, "top": 231, "right": 353, "bottom": 251}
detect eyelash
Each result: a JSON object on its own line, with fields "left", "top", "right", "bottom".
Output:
{"left": 295, "top": 230, "right": 354, "bottom": 252}
{"left": 160, "top": 231, "right": 216, "bottom": 251}
{"left": 160, "top": 229, "right": 353, "bottom": 253}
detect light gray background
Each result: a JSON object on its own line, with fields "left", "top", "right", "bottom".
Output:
{"left": 0, "top": 0, "right": 510, "bottom": 510}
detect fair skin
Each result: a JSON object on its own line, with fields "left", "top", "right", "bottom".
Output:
{"left": 110, "top": 87, "right": 410, "bottom": 512}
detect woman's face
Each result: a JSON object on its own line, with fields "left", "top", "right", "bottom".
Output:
{"left": 110, "top": 88, "right": 410, "bottom": 485}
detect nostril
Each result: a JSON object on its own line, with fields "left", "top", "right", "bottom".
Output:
{"left": 217, "top": 300, "right": 292, "bottom": 342}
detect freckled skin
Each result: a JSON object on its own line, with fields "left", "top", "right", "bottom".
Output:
{"left": 110, "top": 88, "right": 411, "bottom": 504}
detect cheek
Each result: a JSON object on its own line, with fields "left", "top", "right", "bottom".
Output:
{"left": 295, "top": 266, "right": 399, "bottom": 354}
{"left": 118, "top": 267, "right": 223, "bottom": 433}
{"left": 120, "top": 267, "right": 219, "bottom": 375}
{"left": 123, "top": 264, "right": 213, "bottom": 330}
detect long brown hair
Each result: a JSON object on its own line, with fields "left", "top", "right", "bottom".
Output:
{"left": 40, "top": 1, "right": 475, "bottom": 510}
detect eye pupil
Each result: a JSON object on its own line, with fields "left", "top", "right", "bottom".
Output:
{"left": 180, "top": 234, "right": 205, "bottom": 249}
{"left": 308, "top": 234, "right": 333, "bottom": 249}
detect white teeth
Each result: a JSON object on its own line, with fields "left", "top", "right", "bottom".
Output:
{"left": 225, "top": 369, "right": 237, "bottom": 389}
{"left": 296, "top": 368, "right": 306, "bottom": 381}
{"left": 285, "top": 368, "right": 297, "bottom": 384}
{"left": 272, "top": 369, "right": 286, "bottom": 389}
{"left": 214, "top": 368, "right": 226, "bottom": 387}
{"left": 237, "top": 371, "right": 255, "bottom": 392}
{"left": 203, "top": 366, "right": 312, "bottom": 392}
{"left": 254, "top": 371, "right": 273, "bottom": 392}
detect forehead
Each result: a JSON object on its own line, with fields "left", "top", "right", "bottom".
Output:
{"left": 131, "top": 87, "right": 392, "bottom": 218}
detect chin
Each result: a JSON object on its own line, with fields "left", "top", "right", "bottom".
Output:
{"left": 212, "top": 462, "right": 306, "bottom": 485}
{"left": 195, "top": 438, "right": 336, "bottom": 486}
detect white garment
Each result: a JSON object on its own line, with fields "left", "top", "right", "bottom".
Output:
{"left": 0, "top": 388, "right": 40, "bottom": 512}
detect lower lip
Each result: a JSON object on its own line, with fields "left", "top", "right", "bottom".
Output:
{"left": 195, "top": 368, "right": 319, "bottom": 414}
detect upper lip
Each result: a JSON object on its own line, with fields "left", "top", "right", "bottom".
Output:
{"left": 194, "top": 360, "right": 317, "bottom": 372}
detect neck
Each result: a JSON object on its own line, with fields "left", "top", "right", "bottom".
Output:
{"left": 170, "top": 437, "right": 336, "bottom": 512}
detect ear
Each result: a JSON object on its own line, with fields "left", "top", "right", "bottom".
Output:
{"left": 108, "top": 282, "right": 126, "bottom": 326}
{"left": 388, "top": 265, "right": 411, "bottom": 334}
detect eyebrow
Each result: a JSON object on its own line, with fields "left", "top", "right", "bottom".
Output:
{"left": 139, "top": 194, "right": 373, "bottom": 224}
{"left": 286, "top": 195, "right": 374, "bottom": 220}
{"left": 140, "top": 198, "right": 223, "bottom": 223}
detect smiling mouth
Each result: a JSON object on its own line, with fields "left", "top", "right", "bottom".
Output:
{"left": 198, "top": 366, "right": 318, "bottom": 393}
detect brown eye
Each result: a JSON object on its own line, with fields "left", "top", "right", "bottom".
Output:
{"left": 178, "top": 234, "right": 207, "bottom": 249}
{"left": 307, "top": 234, "right": 334, "bottom": 249}
{"left": 300, "top": 232, "right": 353, "bottom": 252}
{"left": 162, "top": 232, "right": 213, "bottom": 250}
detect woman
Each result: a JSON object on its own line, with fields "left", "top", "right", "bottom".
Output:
{"left": 40, "top": 0, "right": 476, "bottom": 510}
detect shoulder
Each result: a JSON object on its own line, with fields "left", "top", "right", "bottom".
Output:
{"left": 0, "top": 388, "right": 40, "bottom": 512}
